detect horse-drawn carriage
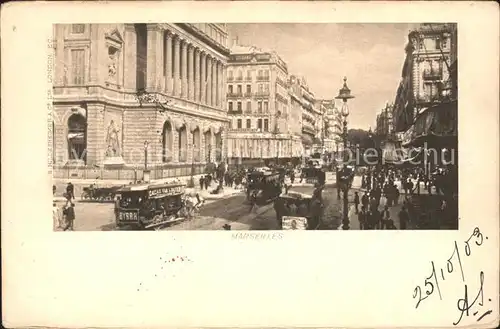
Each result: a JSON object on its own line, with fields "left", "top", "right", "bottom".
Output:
{"left": 115, "top": 182, "right": 186, "bottom": 230}
{"left": 246, "top": 170, "right": 282, "bottom": 206}
{"left": 81, "top": 185, "right": 122, "bottom": 202}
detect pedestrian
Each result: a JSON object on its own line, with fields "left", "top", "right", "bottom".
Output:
{"left": 398, "top": 206, "right": 409, "bottom": 230}
{"left": 354, "top": 191, "right": 360, "bottom": 214}
{"left": 362, "top": 192, "right": 369, "bottom": 209}
{"left": 199, "top": 175, "right": 205, "bottom": 190}
{"left": 66, "top": 182, "right": 75, "bottom": 200}
{"left": 358, "top": 207, "right": 366, "bottom": 230}
{"left": 114, "top": 195, "right": 121, "bottom": 222}
{"left": 381, "top": 205, "right": 390, "bottom": 229}
{"left": 290, "top": 171, "right": 295, "bottom": 184}
{"left": 63, "top": 193, "right": 75, "bottom": 231}
{"left": 53, "top": 185, "right": 56, "bottom": 196}
{"left": 249, "top": 190, "right": 258, "bottom": 213}
{"left": 273, "top": 197, "right": 286, "bottom": 229}
{"left": 53, "top": 202, "right": 62, "bottom": 229}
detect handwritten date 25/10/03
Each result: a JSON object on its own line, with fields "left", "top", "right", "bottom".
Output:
{"left": 412, "top": 227, "right": 492, "bottom": 324}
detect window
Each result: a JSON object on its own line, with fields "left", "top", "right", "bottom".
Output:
{"left": 246, "top": 70, "right": 252, "bottom": 79}
{"left": 246, "top": 119, "right": 251, "bottom": 129}
{"left": 258, "top": 84, "right": 263, "bottom": 92}
{"left": 228, "top": 102, "right": 233, "bottom": 111}
{"left": 238, "top": 70, "right": 243, "bottom": 78}
{"left": 228, "top": 85, "right": 233, "bottom": 94}
{"left": 71, "top": 24, "right": 85, "bottom": 34}
{"left": 257, "top": 118, "right": 263, "bottom": 130}
{"left": 246, "top": 85, "right": 251, "bottom": 94}
{"left": 229, "top": 120, "right": 233, "bottom": 129}
{"left": 237, "top": 101, "right": 242, "bottom": 111}
{"left": 246, "top": 101, "right": 251, "bottom": 112}
{"left": 258, "top": 101, "right": 262, "bottom": 113}
{"left": 264, "top": 84, "right": 269, "bottom": 93}
{"left": 258, "top": 70, "right": 263, "bottom": 78}
{"left": 264, "top": 70, "right": 269, "bottom": 78}
{"left": 264, "top": 101, "right": 269, "bottom": 112}
{"left": 237, "top": 119, "right": 242, "bottom": 129}
{"left": 264, "top": 119, "right": 269, "bottom": 131}
{"left": 435, "top": 38, "right": 441, "bottom": 49}
{"left": 71, "top": 49, "right": 85, "bottom": 85}
{"left": 228, "top": 70, "right": 233, "bottom": 78}
{"left": 237, "top": 85, "right": 242, "bottom": 94}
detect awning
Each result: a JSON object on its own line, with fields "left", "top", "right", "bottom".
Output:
{"left": 402, "top": 100, "right": 457, "bottom": 147}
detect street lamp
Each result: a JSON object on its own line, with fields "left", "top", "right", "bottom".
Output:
{"left": 335, "top": 77, "right": 354, "bottom": 230}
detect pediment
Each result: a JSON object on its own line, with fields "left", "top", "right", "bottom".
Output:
{"left": 105, "top": 28, "right": 124, "bottom": 45}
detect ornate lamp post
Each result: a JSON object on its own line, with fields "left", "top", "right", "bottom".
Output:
{"left": 335, "top": 77, "right": 354, "bottom": 230}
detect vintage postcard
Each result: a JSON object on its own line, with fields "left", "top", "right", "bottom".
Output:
{"left": 2, "top": 1, "right": 499, "bottom": 328}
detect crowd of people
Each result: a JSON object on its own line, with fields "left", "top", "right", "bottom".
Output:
{"left": 354, "top": 165, "right": 457, "bottom": 230}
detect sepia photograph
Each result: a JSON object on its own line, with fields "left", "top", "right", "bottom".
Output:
{"left": 50, "top": 22, "right": 458, "bottom": 231}
{"left": 3, "top": 2, "right": 498, "bottom": 328}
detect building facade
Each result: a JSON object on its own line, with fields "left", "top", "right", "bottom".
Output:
{"left": 225, "top": 43, "right": 301, "bottom": 162}
{"left": 393, "top": 23, "right": 453, "bottom": 133}
{"left": 52, "top": 23, "right": 230, "bottom": 174}
{"left": 288, "top": 75, "right": 321, "bottom": 157}
{"left": 375, "top": 102, "right": 394, "bottom": 137}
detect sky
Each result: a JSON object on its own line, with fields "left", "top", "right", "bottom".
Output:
{"left": 226, "top": 23, "right": 415, "bottom": 130}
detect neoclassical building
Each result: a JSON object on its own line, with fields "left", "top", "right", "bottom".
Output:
{"left": 52, "top": 23, "right": 230, "bottom": 173}
{"left": 225, "top": 41, "right": 302, "bottom": 164}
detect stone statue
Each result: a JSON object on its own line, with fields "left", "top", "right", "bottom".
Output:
{"left": 108, "top": 47, "right": 118, "bottom": 79}
{"left": 106, "top": 120, "right": 120, "bottom": 156}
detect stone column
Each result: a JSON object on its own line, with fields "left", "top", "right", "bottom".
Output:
{"left": 221, "top": 65, "right": 227, "bottom": 110}
{"left": 200, "top": 52, "right": 206, "bottom": 104}
{"left": 188, "top": 45, "right": 195, "bottom": 101}
{"left": 155, "top": 29, "right": 164, "bottom": 92}
{"left": 194, "top": 48, "right": 200, "bottom": 102}
{"left": 211, "top": 59, "right": 217, "bottom": 107}
{"left": 146, "top": 24, "right": 161, "bottom": 91}
{"left": 164, "top": 31, "right": 173, "bottom": 94}
{"left": 181, "top": 40, "right": 188, "bottom": 99}
{"left": 123, "top": 24, "right": 137, "bottom": 90}
{"left": 206, "top": 57, "right": 212, "bottom": 106}
{"left": 173, "top": 36, "right": 181, "bottom": 97}
{"left": 217, "top": 61, "right": 222, "bottom": 107}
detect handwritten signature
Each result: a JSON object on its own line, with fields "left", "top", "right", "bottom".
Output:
{"left": 454, "top": 271, "right": 493, "bottom": 325}
{"left": 412, "top": 227, "right": 492, "bottom": 325}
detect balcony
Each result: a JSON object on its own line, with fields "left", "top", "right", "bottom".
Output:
{"left": 235, "top": 76, "right": 243, "bottom": 81}
{"left": 228, "top": 109, "right": 243, "bottom": 115}
{"left": 227, "top": 92, "right": 243, "bottom": 99}
{"left": 423, "top": 70, "right": 442, "bottom": 80}
{"left": 244, "top": 76, "right": 252, "bottom": 82}
{"left": 244, "top": 92, "right": 253, "bottom": 97}
{"left": 256, "top": 75, "right": 270, "bottom": 82}
{"left": 227, "top": 76, "right": 234, "bottom": 82}
{"left": 254, "top": 91, "right": 270, "bottom": 98}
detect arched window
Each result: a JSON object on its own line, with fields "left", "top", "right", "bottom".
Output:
{"left": 67, "top": 114, "right": 87, "bottom": 163}
{"left": 215, "top": 132, "right": 222, "bottom": 162}
{"left": 192, "top": 128, "right": 201, "bottom": 162}
{"left": 204, "top": 130, "right": 212, "bottom": 162}
{"left": 178, "top": 125, "right": 187, "bottom": 162}
{"left": 162, "top": 121, "right": 173, "bottom": 162}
